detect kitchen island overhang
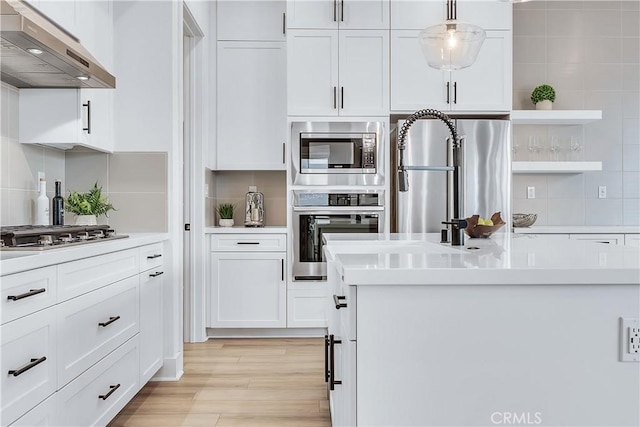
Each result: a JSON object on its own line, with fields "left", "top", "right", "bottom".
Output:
{"left": 323, "top": 233, "right": 640, "bottom": 427}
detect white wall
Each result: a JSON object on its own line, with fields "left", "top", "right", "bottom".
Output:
{"left": 512, "top": 1, "right": 639, "bottom": 226}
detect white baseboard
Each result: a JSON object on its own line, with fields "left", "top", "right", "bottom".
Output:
{"left": 150, "top": 351, "right": 184, "bottom": 382}
{"left": 206, "top": 327, "right": 327, "bottom": 338}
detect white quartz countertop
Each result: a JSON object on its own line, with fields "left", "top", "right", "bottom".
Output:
{"left": 324, "top": 233, "right": 640, "bottom": 286}
{"left": 513, "top": 226, "right": 640, "bottom": 234}
{"left": 205, "top": 226, "right": 287, "bottom": 234}
{"left": 0, "top": 233, "right": 168, "bottom": 276}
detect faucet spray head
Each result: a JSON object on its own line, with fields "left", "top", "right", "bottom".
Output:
{"left": 398, "top": 168, "right": 409, "bottom": 192}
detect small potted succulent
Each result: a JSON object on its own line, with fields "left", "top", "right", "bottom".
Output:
{"left": 65, "top": 182, "right": 115, "bottom": 225}
{"left": 216, "top": 203, "right": 235, "bottom": 227}
{"left": 531, "top": 84, "right": 556, "bottom": 110}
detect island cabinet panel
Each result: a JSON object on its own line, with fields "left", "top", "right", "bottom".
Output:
{"left": 352, "top": 284, "right": 640, "bottom": 426}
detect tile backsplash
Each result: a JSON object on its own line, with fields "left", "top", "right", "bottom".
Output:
{"left": 0, "top": 82, "right": 168, "bottom": 231}
{"left": 513, "top": 0, "right": 640, "bottom": 226}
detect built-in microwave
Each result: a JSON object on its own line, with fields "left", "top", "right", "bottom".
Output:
{"left": 291, "top": 121, "right": 385, "bottom": 186}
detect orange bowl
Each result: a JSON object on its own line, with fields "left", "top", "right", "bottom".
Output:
{"left": 465, "top": 212, "right": 506, "bottom": 238}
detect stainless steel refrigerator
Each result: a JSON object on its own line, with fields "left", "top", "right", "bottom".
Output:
{"left": 392, "top": 118, "right": 511, "bottom": 233}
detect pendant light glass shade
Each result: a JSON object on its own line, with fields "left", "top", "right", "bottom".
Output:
{"left": 419, "top": 20, "right": 486, "bottom": 71}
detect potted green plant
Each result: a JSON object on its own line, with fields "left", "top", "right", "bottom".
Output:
{"left": 65, "top": 182, "right": 115, "bottom": 225}
{"left": 216, "top": 203, "right": 235, "bottom": 227}
{"left": 531, "top": 84, "right": 556, "bottom": 110}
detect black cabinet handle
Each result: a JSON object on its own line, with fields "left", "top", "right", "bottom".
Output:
{"left": 333, "top": 0, "right": 337, "bottom": 21}
{"left": 324, "top": 335, "right": 330, "bottom": 383}
{"left": 149, "top": 271, "right": 164, "bottom": 277}
{"left": 281, "top": 259, "right": 284, "bottom": 281}
{"left": 329, "top": 334, "right": 342, "bottom": 390}
{"left": 341, "top": 86, "right": 344, "bottom": 109}
{"left": 8, "top": 356, "right": 46, "bottom": 377}
{"left": 452, "top": 0, "right": 457, "bottom": 19}
{"left": 237, "top": 242, "right": 260, "bottom": 245}
{"left": 147, "top": 254, "right": 162, "bottom": 259}
{"left": 282, "top": 12, "right": 286, "bottom": 35}
{"left": 7, "top": 288, "right": 46, "bottom": 301}
{"left": 98, "top": 384, "right": 121, "bottom": 400}
{"left": 446, "top": 82, "right": 450, "bottom": 104}
{"left": 453, "top": 81, "right": 457, "bottom": 104}
{"left": 82, "top": 100, "right": 91, "bottom": 134}
{"left": 341, "top": 0, "right": 344, "bottom": 21}
{"left": 98, "top": 316, "right": 120, "bottom": 327}
{"left": 282, "top": 142, "right": 286, "bottom": 164}
{"left": 333, "top": 294, "right": 347, "bottom": 309}
{"left": 333, "top": 86, "right": 337, "bottom": 109}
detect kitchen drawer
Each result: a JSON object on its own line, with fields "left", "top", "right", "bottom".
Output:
{"left": 210, "top": 233, "right": 286, "bottom": 252}
{"left": 1, "top": 307, "right": 56, "bottom": 426}
{"left": 9, "top": 392, "right": 56, "bottom": 427}
{"left": 57, "top": 275, "right": 139, "bottom": 388}
{"left": 57, "top": 248, "right": 139, "bottom": 302}
{"left": 56, "top": 336, "right": 139, "bottom": 427}
{"left": 569, "top": 234, "right": 624, "bottom": 245}
{"left": 333, "top": 285, "right": 357, "bottom": 341}
{"left": 138, "top": 243, "right": 164, "bottom": 273}
{"left": 2, "top": 266, "right": 57, "bottom": 325}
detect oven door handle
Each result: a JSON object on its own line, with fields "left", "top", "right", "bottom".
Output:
{"left": 292, "top": 206, "right": 384, "bottom": 213}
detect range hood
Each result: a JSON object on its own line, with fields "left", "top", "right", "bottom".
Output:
{"left": 0, "top": 0, "right": 115, "bottom": 88}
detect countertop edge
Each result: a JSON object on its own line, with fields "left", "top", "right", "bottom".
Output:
{"left": 205, "top": 226, "right": 288, "bottom": 234}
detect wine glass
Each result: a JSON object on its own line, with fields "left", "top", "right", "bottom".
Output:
{"left": 528, "top": 136, "right": 542, "bottom": 161}
{"left": 569, "top": 136, "right": 583, "bottom": 161}
{"left": 549, "top": 136, "right": 561, "bottom": 161}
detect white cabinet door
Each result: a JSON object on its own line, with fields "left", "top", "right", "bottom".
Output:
{"left": 451, "top": 31, "right": 511, "bottom": 111}
{"left": 217, "top": 42, "right": 287, "bottom": 170}
{"left": 338, "top": 30, "right": 389, "bottom": 116}
{"left": 75, "top": 0, "right": 113, "bottom": 69}
{"left": 287, "top": 0, "right": 339, "bottom": 29}
{"left": 209, "top": 252, "right": 286, "bottom": 328}
{"left": 19, "top": 89, "right": 114, "bottom": 153}
{"left": 287, "top": 30, "right": 339, "bottom": 116}
{"left": 390, "top": 30, "right": 448, "bottom": 112}
{"left": 217, "top": 0, "right": 286, "bottom": 41}
{"left": 391, "top": 0, "right": 510, "bottom": 30}
{"left": 139, "top": 269, "right": 163, "bottom": 385}
{"left": 339, "top": 0, "right": 389, "bottom": 30}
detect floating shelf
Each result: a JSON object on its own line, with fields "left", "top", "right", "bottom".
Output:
{"left": 512, "top": 161, "right": 603, "bottom": 174}
{"left": 510, "top": 110, "right": 602, "bottom": 125}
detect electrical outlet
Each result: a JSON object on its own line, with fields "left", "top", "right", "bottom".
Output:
{"left": 527, "top": 186, "right": 535, "bottom": 199}
{"left": 620, "top": 318, "right": 640, "bottom": 362}
{"left": 204, "top": 184, "right": 209, "bottom": 197}
{"left": 598, "top": 186, "right": 607, "bottom": 199}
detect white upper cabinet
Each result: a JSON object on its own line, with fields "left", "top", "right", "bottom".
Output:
{"left": 287, "top": 0, "right": 389, "bottom": 29}
{"left": 391, "top": 0, "right": 511, "bottom": 30}
{"left": 390, "top": 29, "right": 511, "bottom": 112}
{"left": 288, "top": 29, "right": 389, "bottom": 116}
{"left": 75, "top": 0, "right": 113, "bottom": 69}
{"left": 217, "top": 0, "right": 286, "bottom": 41}
{"left": 217, "top": 41, "right": 287, "bottom": 170}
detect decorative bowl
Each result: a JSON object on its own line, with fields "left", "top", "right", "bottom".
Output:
{"left": 512, "top": 213, "right": 537, "bottom": 228}
{"left": 464, "top": 212, "right": 506, "bottom": 238}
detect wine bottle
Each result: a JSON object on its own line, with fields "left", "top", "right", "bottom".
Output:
{"left": 52, "top": 180, "right": 64, "bottom": 226}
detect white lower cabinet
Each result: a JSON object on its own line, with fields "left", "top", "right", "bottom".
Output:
{"left": 56, "top": 336, "right": 139, "bottom": 427}
{"left": 209, "top": 234, "right": 287, "bottom": 328}
{"left": 625, "top": 234, "right": 640, "bottom": 247}
{"left": 287, "top": 284, "right": 328, "bottom": 328}
{"left": 1, "top": 307, "right": 57, "bottom": 427}
{"left": 139, "top": 243, "right": 164, "bottom": 384}
{"left": 9, "top": 393, "right": 57, "bottom": 427}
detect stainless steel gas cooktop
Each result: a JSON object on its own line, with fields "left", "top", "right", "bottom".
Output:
{"left": 0, "top": 224, "right": 128, "bottom": 250}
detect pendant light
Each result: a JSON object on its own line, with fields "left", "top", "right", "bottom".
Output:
{"left": 419, "top": 0, "right": 486, "bottom": 71}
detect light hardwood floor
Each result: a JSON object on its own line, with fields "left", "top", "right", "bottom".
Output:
{"left": 109, "top": 338, "right": 332, "bottom": 427}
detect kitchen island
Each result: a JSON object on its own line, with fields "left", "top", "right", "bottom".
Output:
{"left": 323, "top": 233, "right": 640, "bottom": 427}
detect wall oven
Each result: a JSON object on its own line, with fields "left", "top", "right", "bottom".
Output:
{"left": 291, "top": 121, "right": 385, "bottom": 186}
{"left": 292, "top": 190, "right": 384, "bottom": 281}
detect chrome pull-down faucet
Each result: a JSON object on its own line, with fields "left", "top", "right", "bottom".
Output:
{"left": 397, "top": 109, "right": 465, "bottom": 246}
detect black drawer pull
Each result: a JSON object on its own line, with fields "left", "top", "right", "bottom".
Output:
{"left": 147, "top": 254, "right": 162, "bottom": 259}
{"left": 149, "top": 271, "right": 164, "bottom": 277}
{"left": 98, "top": 316, "right": 121, "bottom": 327}
{"left": 333, "top": 294, "right": 347, "bottom": 309}
{"left": 99, "top": 384, "right": 121, "bottom": 400}
{"left": 7, "top": 288, "right": 46, "bottom": 301}
{"left": 8, "top": 356, "right": 46, "bottom": 377}
{"left": 236, "top": 242, "right": 260, "bottom": 245}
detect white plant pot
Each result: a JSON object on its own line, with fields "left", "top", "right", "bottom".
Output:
{"left": 75, "top": 215, "right": 97, "bottom": 226}
{"left": 219, "top": 219, "right": 234, "bottom": 227}
{"left": 535, "top": 100, "right": 553, "bottom": 110}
